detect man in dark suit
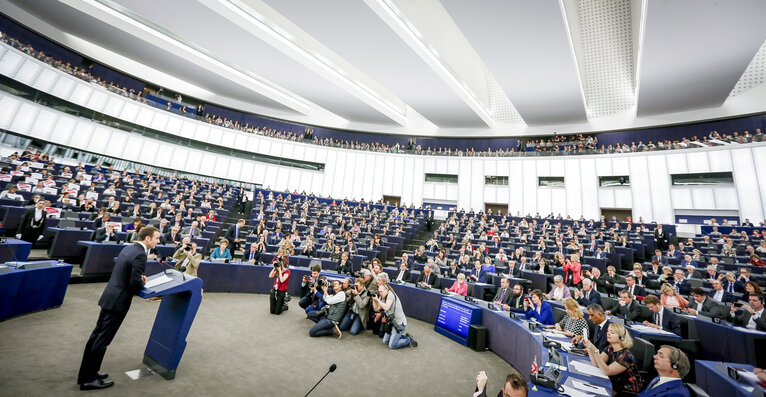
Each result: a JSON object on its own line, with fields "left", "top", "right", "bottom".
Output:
{"left": 573, "top": 304, "right": 611, "bottom": 352}
{"left": 597, "top": 265, "right": 625, "bottom": 294}
{"left": 504, "top": 283, "right": 526, "bottom": 313}
{"left": 416, "top": 264, "right": 439, "bottom": 289}
{"left": 17, "top": 200, "right": 47, "bottom": 243}
{"left": 666, "top": 244, "right": 682, "bottom": 260}
{"left": 722, "top": 272, "right": 745, "bottom": 294}
{"left": 225, "top": 219, "right": 246, "bottom": 252}
{"left": 643, "top": 295, "right": 682, "bottom": 336}
{"left": 300, "top": 237, "right": 317, "bottom": 258}
{"left": 686, "top": 288, "right": 726, "bottom": 319}
{"left": 393, "top": 261, "right": 411, "bottom": 283}
{"left": 492, "top": 277, "right": 513, "bottom": 306}
{"left": 638, "top": 346, "right": 691, "bottom": 397}
{"left": 607, "top": 290, "right": 642, "bottom": 321}
{"left": 708, "top": 279, "right": 736, "bottom": 304}
{"left": 163, "top": 226, "right": 182, "bottom": 246}
{"left": 94, "top": 225, "right": 120, "bottom": 243}
{"left": 468, "top": 260, "right": 488, "bottom": 283}
{"left": 727, "top": 294, "right": 766, "bottom": 331}
{"left": 654, "top": 224, "right": 668, "bottom": 251}
{"left": 574, "top": 279, "right": 602, "bottom": 307}
{"left": 625, "top": 275, "right": 647, "bottom": 298}
{"left": 505, "top": 261, "right": 521, "bottom": 278}
{"left": 671, "top": 270, "right": 691, "bottom": 296}
{"left": 77, "top": 226, "right": 160, "bottom": 390}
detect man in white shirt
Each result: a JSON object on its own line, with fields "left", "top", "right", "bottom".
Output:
{"left": 637, "top": 346, "right": 690, "bottom": 396}
{"left": 728, "top": 295, "right": 766, "bottom": 331}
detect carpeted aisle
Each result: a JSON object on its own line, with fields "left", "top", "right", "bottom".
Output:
{"left": 0, "top": 283, "right": 515, "bottom": 396}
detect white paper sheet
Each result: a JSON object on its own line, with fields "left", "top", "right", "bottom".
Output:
{"left": 559, "top": 385, "right": 595, "bottom": 397}
{"left": 572, "top": 380, "right": 608, "bottom": 395}
{"left": 569, "top": 360, "right": 609, "bottom": 379}
{"left": 629, "top": 323, "right": 676, "bottom": 335}
{"left": 144, "top": 274, "right": 173, "bottom": 289}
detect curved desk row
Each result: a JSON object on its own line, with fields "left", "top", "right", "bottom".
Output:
{"left": 0, "top": 261, "right": 72, "bottom": 320}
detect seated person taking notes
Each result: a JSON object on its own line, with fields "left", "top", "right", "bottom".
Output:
{"left": 445, "top": 273, "right": 468, "bottom": 296}
{"left": 548, "top": 298, "right": 588, "bottom": 338}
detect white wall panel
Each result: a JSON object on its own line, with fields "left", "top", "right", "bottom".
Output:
{"left": 691, "top": 187, "right": 715, "bottom": 209}
{"left": 564, "top": 159, "right": 582, "bottom": 216}
{"left": 686, "top": 152, "right": 710, "bottom": 173}
{"left": 10, "top": 103, "right": 38, "bottom": 134}
{"left": 579, "top": 158, "right": 600, "bottom": 219}
{"left": 49, "top": 116, "right": 76, "bottom": 145}
{"left": 456, "top": 158, "right": 471, "bottom": 210}
{"left": 119, "top": 102, "right": 140, "bottom": 123}
{"left": 0, "top": 95, "right": 20, "bottom": 130}
{"left": 135, "top": 107, "right": 154, "bottom": 126}
{"left": 629, "top": 156, "right": 653, "bottom": 222}
{"left": 0, "top": 50, "right": 23, "bottom": 76}
{"left": 105, "top": 131, "right": 127, "bottom": 158}
{"left": 68, "top": 84, "right": 93, "bottom": 107}
{"left": 274, "top": 166, "right": 290, "bottom": 191}
{"left": 194, "top": 125, "right": 210, "bottom": 142}
{"left": 732, "top": 148, "right": 763, "bottom": 222}
{"left": 85, "top": 90, "right": 109, "bottom": 112}
{"left": 227, "top": 159, "right": 242, "bottom": 181}
{"left": 753, "top": 146, "right": 766, "bottom": 217}
{"left": 371, "top": 155, "right": 385, "bottom": 200}
{"left": 30, "top": 108, "right": 56, "bottom": 140}
{"left": 123, "top": 136, "right": 145, "bottom": 162}
{"left": 88, "top": 127, "right": 111, "bottom": 154}
{"left": 14, "top": 60, "right": 40, "bottom": 86}
{"left": 671, "top": 188, "right": 693, "bottom": 209}
{"left": 50, "top": 75, "right": 76, "bottom": 100}
{"left": 595, "top": 157, "right": 611, "bottom": 175}
{"left": 708, "top": 150, "right": 733, "bottom": 171}
{"left": 138, "top": 139, "right": 159, "bottom": 164}
{"left": 214, "top": 156, "right": 230, "bottom": 179}
{"left": 149, "top": 112, "right": 169, "bottom": 131}
{"left": 613, "top": 189, "right": 633, "bottom": 209}
{"left": 240, "top": 161, "right": 254, "bottom": 184}
{"left": 611, "top": 157, "right": 629, "bottom": 176}
{"left": 32, "top": 68, "right": 58, "bottom": 93}
{"left": 251, "top": 163, "right": 267, "bottom": 186}
{"left": 648, "top": 155, "right": 674, "bottom": 223}
{"left": 537, "top": 159, "right": 551, "bottom": 176}
{"left": 165, "top": 116, "right": 183, "bottom": 135}
{"left": 522, "top": 161, "right": 537, "bottom": 216}
{"left": 154, "top": 144, "right": 174, "bottom": 168}
{"left": 713, "top": 187, "right": 740, "bottom": 210}
{"left": 665, "top": 153, "right": 688, "bottom": 174}
{"left": 103, "top": 96, "right": 124, "bottom": 118}
{"left": 598, "top": 189, "right": 615, "bottom": 208}
{"left": 246, "top": 135, "right": 260, "bottom": 152}
{"left": 508, "top": 160, "right": 523, "bottom": 215}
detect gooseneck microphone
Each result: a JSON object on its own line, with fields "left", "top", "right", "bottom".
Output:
{"left": 304, "top": 364, "right": 337, "bottom": 397}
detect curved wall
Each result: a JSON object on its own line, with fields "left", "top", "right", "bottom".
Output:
{"left": 1, "top": 42, "right": 764, "bottom": 224}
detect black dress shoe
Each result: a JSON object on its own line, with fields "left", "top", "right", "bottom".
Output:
{"left": 97, "top": 373, "right": 108, "bottom": 380}
{"left": 80, "top": 378, "right": 114, "bottom": 390}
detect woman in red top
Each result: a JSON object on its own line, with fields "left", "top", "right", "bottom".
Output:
{"left": 269, "top": 257, "right": 290, "bottom": 315}
{"left": 750, "top": 254, "right": 765, "bottom": 267}
{"left": 205, "top": 209, "right": 216, "bottom": 222}
{"left": 563, "top": 254, "right": 582, "bottom": 286}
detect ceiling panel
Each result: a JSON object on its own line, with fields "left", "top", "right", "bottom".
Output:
{"left": 264, "top": 0, "right": 484, "bottom": 128}
{"left": 637, "top": 0, "right": 766, "bottom": 116}
{"left": 442, "top": 0, "right": 587, "bottom": 125}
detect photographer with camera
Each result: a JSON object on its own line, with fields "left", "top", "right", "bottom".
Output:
{"left": 172, "top": 240, "right": 201, "bottom": 277}
{"left": 339, "top": 278, "right": 371, "bottom": 335}
{"left": 299, "top": 265, "right": 323, "bottom": 309}
{"left": 268, "top": 256, "right": 291, "bottom": 315}
{"left": 309, "top": 279, "right": 347, "bottom": 339}
{"left": 372, "top": 283, "right": 417, "bottom": 349}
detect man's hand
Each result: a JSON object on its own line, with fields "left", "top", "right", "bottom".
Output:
{"left": 476, "top": 371, "right": 488, "bottom": 393}
{"left": 571, "top": 335, "right": 583, "bottom": 344}
{"left": 743, "top": 304, "right": 755, "bottom": 315}
{"left": 141, "top": 275, "right": 148, "bottom": 283}
{"left": 686, "top": 308, "right": 697, "bottom": 315}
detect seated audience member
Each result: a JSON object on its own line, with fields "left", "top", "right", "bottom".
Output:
{"left": 574, "top": 278, "right": 601, "bottom": 307}
{"left": 679, "top": 255, "right": 697, "bottom": 269}
{"left": 651, "top": 249, "right": 668, "bottom": 265}
{"left": 643, "top": 295, "right": 682, "bottom": 336}
{"left": 164, "top": 226, "right": 182, "bottom": 245}
{"left": 685, "top": 287, "right": 726, "bottom": 318}
{"left": 446, "top": 273, "right": 468, "bottom": 296}
{"left": 582, "top": 323, "right": 644, "bottom": 394}
{"left": 573, "top": 304, "right": 611, "bottom": 352}
{"left": 300, "top": 237, "right": 317, "bottom": 258}
{"left": 563, "top": 254, "right": 582, "bottom": 286}
{"left": 242, "top": 242, "right": 261, "bottom": 264}
{"left": 416, "top": 264, "right": 440, "bottom": 289}
{"left": 750, "top": 254, "right": 765, "bottom": 267}
{"left": 182, "top": 221, "right": 202, "bottom": 238}
{"left": 606, "top": 290, "right": 643, "bottom": 321}
{"left": 742, "top": 281, "right": 763, "bottom": 303}
{"left": 173, "top": 241, "right": 201, "bottom": 277}
{"left": 308, "top": 279, "right": 346, "bottom": 339}
{"left": 684, "top": 264, "right": 702, "bottom": 280}
{"left": 523, "top": 289, "right": 554, "bottom": 326}
{"left": 94, "top": 224, "right": 119, "bottom": 243}
{"left": 372, "top": 283, "right": 416, "bottom": 349}
{"left": 0, "top": 185, "right": 24, "bottom": 200}
{"left": 124, "top": 218, "right": 141, "bottom": 233}
{"left": 426, "top": 257, "right": 441, "bottom": 276}
{"left": 704, "top": 265, "right": 719, "bottom": 280}
{"left": 708, "top": 279, "right": 736, "bottom": 304}
{"left": 393, "top": 261, "right": 411, "bottom": 283}
{"left": 598, "top": 266, "right": 625, "bottom": 294}
{"left": 549, "top": 298, "right": 588, "bottom": 338}
{"left": 724, "top": 271, "right": 745, "bottom": 293}
{"left": 467, "top": 260, "right": 487, "bottom": 283}
{"left": 647, "top": 261, "right": 663, "bottom": 276}
{"left": 445, "top": 260, "right": 462, "bottom": 278}
{"left": 659, "top": 283, "right": 688, "bottom": 310}
{"left": 727, "top": 294, "right": 766, "bottom": 331}
{"left": 483, "top": 256, "right": 495, "bottom": 274}
{"left": 632, "top": 265, "right": 647, "bottom": 287}
{"left": 492, "top": 277, "right": 513, "bottom": 306}
{"left": 637, "top": 346, "right": 691, "bottom": 397}
{"left": 671, "top": 269, "right": 691, "bottom": 296}
{"left": 473, "top": 371, "right": 528, "bottom": 397}
{"left": 536, "top": 257, "right": 553, "bottom": 275}
{"left": 209, "top": 239, "right": 233, "bottom": 261}
{"left": 503, "top": 283, "right": 527, "bottom": 313}
{"left": 412, "top": 245, "right": 428, "bottom": 264}
{"left": 625, "top": 275, "right": 647, "bottom": 298}
{"left": 336, "top": 251, "right": 353, "bottom": 275}
{"left": 339, "top": 278, "right": 370, "bottom": 336}
{"left": 548, "top": 275, "right": 571, "bottom": 301}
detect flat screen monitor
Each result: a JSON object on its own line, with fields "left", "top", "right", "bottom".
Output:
{"left": 434, "top": 297, "right": 483, "bottom": 345}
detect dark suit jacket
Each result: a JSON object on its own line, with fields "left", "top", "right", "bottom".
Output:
{"left": 707, "top": 289, "right": 736, "bottom": 304}
{"left": 336, "top": 259, "right": 353, "bottom": 275}
{"left": 94, "top": 227, "right": 120, "bottom": 243}
{"left": 163, "top": 231, "right": 181, "bottom": 245}
{"left": 445, "top": 267, "right": 463, "bottom": 278}
{"left": 98, "top": 243, "right": 147, "bottom": 312}
{"left": 723, "top": 279, "right": 746, "bottom": 294}
{"left": 492, "top": 287, "right": 512, "bottom": 305}
{"left": 588, "top": 320, "right": 611, "bottom": 352}
{"left": 691, "top": 297, "right": 726, "bottom": 319}
{"left": 393, "top": 269, "right": 411, "bottom": 283}
{"left": 506, "top": 294, "right": 526, "bottom": 312}
{"left": 728, "top": 310, "right": 766, "bottom": 331}
{"left": 18, "top": 207, "right": 46, "bottom": 237}
{"left": 576, "top": 289, "right": 602, "bottom": 307}
{"left": 672, "top": 280, "right": 691, "bottom": 296}
{"left": 655, "top": 308, "right": 682, "bottom": 336}
{"left": 225, "top": 224, "right": 243, "bottom": 242}
{"left": 616, "top": 301, "right": 643, "bottom": 321}
{"left": 637, "top": 378, "right": 689, "bottom": 397}
{"left": 626, "top": 284, "right": 647, "bottom": 298}
{"left": 417, "top": 272, "right": 440, "bottom": 288}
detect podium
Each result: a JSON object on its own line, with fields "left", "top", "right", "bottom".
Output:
{"left": 137, "top": 270, "right": 203, "bottom": 380}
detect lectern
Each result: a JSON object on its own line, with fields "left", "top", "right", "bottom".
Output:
{"left": 137, "top": 270, "right": 203, "bottom": 380}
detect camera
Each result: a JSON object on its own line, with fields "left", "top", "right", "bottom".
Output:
{"left": 184, "top": 244, "right": 192, "bottom": 251}
{"left": 318, "top": 279, "right": 330, "bottom": 288}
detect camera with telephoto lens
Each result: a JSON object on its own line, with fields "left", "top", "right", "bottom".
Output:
{"left": 318, "top": 279, "right": 330, "bottom": 288}
{"left": 184, "top": 244, "right": 192, "bottom": 251}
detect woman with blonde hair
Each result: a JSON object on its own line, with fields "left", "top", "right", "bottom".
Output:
{"left": 660, "top": 283, "right": 688, "bottom": 310}
{"left": 583, "top": 323, "right": 644, "bottom": 395}
{"left": 549, "top": 298, "right": 588, "bottom": 338}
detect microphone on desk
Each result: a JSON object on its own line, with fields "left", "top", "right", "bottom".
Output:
{"left": 157, "top": 258, "right": 186, "bottom": 281}
{"left": 304, "top": 364, "right": 337, "bottom": 397}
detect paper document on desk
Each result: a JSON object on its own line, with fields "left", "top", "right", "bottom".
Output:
{"left": 144, "top": 274, "right": 173, "bottom": 289}
{"left": 630, "top": 324, "right": 675, "bottom": 335}
{"left": 559, "top": 385, "right": 595, "bottom": 397}
{"left": 572, "top": 380, "right": 608, "bottom": 395}
{"left": 569, "top": 360, "right": 608, "bottom": 379}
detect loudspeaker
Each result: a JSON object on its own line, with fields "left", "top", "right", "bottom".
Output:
{"left": 468, "top": 325, "right": 487, "bottom": 351}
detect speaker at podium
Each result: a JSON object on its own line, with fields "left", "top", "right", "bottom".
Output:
{"left": 138, "top": 269, "right": 203, "bottom": 380}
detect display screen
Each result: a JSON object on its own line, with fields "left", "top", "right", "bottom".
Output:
{"left": 434, "top": 297, "right": 482, "bottom": 345}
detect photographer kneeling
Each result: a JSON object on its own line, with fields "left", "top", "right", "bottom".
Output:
{"left": 372, "top": 283, "right": 417, "bottom": 349}
{"left": 339, "top": 278, "right": 370, "bottom": 335}
{"left": 173, "top": 240, "right": 201, "bottom": 277}
{"left": 268, "top": 257, "right": 290, "bottom": 315}
{"left": 309, "top": 279, "right": 346, "bottom": 339}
